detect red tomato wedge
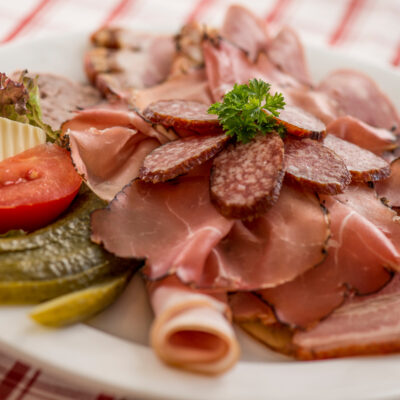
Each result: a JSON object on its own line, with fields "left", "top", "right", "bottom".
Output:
{"left": 0, "top": 143, "right": 82, "bottom": 233}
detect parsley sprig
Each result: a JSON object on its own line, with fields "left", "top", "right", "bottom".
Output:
{"left": 208, "top": 79, "right": 286, "bottom": 143}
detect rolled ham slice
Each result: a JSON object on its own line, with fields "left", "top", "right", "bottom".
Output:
{"left": 293, "top": 274, "right": 400, "bottom": 360}
{"left": 149, "top": 276, "right": 239, "bottom": 374}
{"left": 326, "top": 116, "right": 397, "bottom": 154}
{"left": 63, "top": 108, "right": 169, "bottom": 200}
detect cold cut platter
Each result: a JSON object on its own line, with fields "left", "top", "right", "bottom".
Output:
{"left": 2, "top": 5, "right": 400, "bottom": 399}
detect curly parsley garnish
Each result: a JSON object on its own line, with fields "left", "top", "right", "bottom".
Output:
{"left": 208, "top": 79, "right": 286, "bottom": 143}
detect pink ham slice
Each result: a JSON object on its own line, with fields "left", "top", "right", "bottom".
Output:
{"left": 149, "top": 275, "right": 239, "bottom": 374}
{"left": 134, "top": 69, "right": 212, "bottom": 111}
{"left": 318, "top": 69, "right": 400, "bottom": 134}
{"left": 197, "top": 185, "right": 329, "bottom": 291}
{"left": 293, "top": 274, "right": 400, "bottom": 360}
{"left": 62, "top": 108, "right": 170, "bottom": 200}
{"left": 257, "top": 192, "right": 397, "bottom": 328}
{"left": 323, "top": 134, "right": 390, "bottom": 182}
{"left": 221, "top": 4, "right": 269, "bottom": 62}
{"left": 267, "top": 27, "right": 312, "bottom": 86}
{"left": 326, "top": 116, "right": 397, "bottom": 155}
{"left": 91, "top": 171, "right": 234, "bottom": 284}
{"left": 375, "top": 158, "right": 400, "bottom": 211}
{"left": 202, "top": 37, "right": 301, "bottom": 102}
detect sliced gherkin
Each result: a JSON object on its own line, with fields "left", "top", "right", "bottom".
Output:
{"left": 30, "top": 272, "right": 132, "bottom": 326}
{"left": 0, "top": 260, "right": 133, "bottom": 304}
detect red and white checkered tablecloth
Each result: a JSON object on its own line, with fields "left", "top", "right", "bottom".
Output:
{"left": 0, "top": 0, "right": 399, "bottom": 399}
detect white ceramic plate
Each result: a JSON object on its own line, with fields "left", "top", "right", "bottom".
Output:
{"left": 1, "top": 32, "right": 400, "bottom": 400}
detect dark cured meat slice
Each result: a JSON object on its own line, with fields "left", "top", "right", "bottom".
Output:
{"left": 139, "top": 134, "right": 229, "bottom": 183}
{"left": 273, "top": 105, "right": 326, "bottom": 140}
{"left": 198, "top": 185, "right": 330, "bottom": 291}
{"left": 293, "top": 274, "right": 400, "bottom": 360}
{"left": 324, "top": 134, "right": 390, "bottom": 182}
{"left": 143, "top": 99, "right": 221, "bottom": 137}
{"left": 210, "top": 133, "right": 284, "bottom": 219}
{"left": 318, "top": 69, "right": 400, "bottom": 134}
{"left": 284, "top": 137, "right": 351, "bottom": 194}
{"left": 326, "top": 116, "right": 396, "bottom": 155}
{"left": 257, "top": 194, "right": 396, "bottom": 329}
{"left": 375, "top": 158, "right": 400, "bottom": 211}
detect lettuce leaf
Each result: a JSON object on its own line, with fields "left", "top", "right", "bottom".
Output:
{"left": 0, "top": 71, "right": 58, "bottom": 141}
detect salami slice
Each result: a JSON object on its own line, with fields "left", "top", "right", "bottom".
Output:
{"left": 143, "top": 99, "right": 222, "bottom": 137}
{"left": 284, "top": 138, "right": 351, "bottom": 194}
{"left": 324, "top": 134, "right": 390, "bottom": 182}
{"left": 272, "top": 105, "right": 326, "bottom": 140}
{"left": 139, "top": 134, "right": 229, "bottom": 183}
{"left": 210, "top": 133, "right": 285, "bottom": 219}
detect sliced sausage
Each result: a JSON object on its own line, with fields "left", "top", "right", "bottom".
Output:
{"left": 210, "top": 133, "right": 285, "bottom": 219}
{"left": 324, "top": 134, "right": 390, "bottom": 182}
{"left": 284, "top": 137, "right": 351, "bottom": 194}
{"left": 143, "top": 99, "right": 222, "bottom": 136}
{"left": 271, "top": 105, "right": 326, "bottom": 140}
{"left": 139, "top": 134, "right": 229, "bottom": 183}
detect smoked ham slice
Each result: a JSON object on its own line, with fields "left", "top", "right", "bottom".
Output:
{"left": 293, "top": 274, "right": 400, "bottom": 360}
{"left": 198, "top": 184, "right": 329, "bottom": 291}
{"left": 326, "top": 116, "right": 397, "bottom": 154}
{"left": 63, "top": 108, "right": 168, "bottom": 200}
{"left": 318, "top": 70, "right": 400, "bottom": 134}
{"left": 258, "top": 193, "right": 397, "bottom": 328}
{"left": 376, "top": 158, "right": 400, "bottom": 211}
{"left": 324, "top": 134, "right": 390, "bottom": 182}
{"left": 149, "top": 275, "right": 239, "bottom": 374}
{"left": 91, "top": 171, "right": 234, "bottom": 283}
{"left": 284, "top": 137, "right": 351, "bottom": 194}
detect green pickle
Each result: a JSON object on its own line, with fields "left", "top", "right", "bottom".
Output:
{"left": 30, "top": 272, "right": 132, "bottom": 327}
{"left": 0, "top": 185, "right": 141, "bottom": 314}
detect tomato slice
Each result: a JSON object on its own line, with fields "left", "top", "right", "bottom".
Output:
{"left": 0, "top": 143, "right": 82, "bottom": 233}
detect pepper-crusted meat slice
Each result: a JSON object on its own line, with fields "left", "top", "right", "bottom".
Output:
{"left": 272, "top": 105, "right": 326, "bottom": 140}
{"left": 210, "top": 133, "right": 285, "bottom": 219}
{"left": 324, "top": 134, "right": 390, "bottom": 182}
{"left": 284, "top": 137, "right": 351, "bottom": 194}
{"left": 139, "top": 134, "right": 229, "bottom": 183}
{"left": 143, "top": 99, "right": 222, "bottom": 137}
{"left": 376, "top": 158, "right": 400, "bottom": 211}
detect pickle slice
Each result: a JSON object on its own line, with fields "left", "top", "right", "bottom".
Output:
{"left": 30, "top": 272, "right": 132, "bottom": 326}
{"left": 0, "top": 260, "right": 133, "bottom": 304}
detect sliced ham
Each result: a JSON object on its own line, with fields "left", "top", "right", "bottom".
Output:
{"left": 91, "top": 170, "right": 234, "bottom": 284}
{"left": 258, "top": 193, "right": 397, "bottom": 328}
{"left": 284, "top": 137, "right": 351, "bottom": 194}
{"left": 324, "top": 134, "right": 390, "bottom": 182}
{"left": 293, "top": 274, "right": 400, "bottom": 360}
{"left": 202, "top": 37, "right": 300, "bottom": 102}
{"left": 149, "top": 275, "right": 239, "bottom": 374}
{"left": 198, "top": 184, "right": 329, "bottom": 291}
{"left": 318, "top": 69, "right": 400, "bottom": 134}
{"left": 326, "top": 116, "right": 397, "bottom": 154}
{"left": 267, "top": 27, "right": 312, "bottom": 86}
{"left": 376, "top": 158, "right": 400, "bottom": 211}
{"left": 134, "top": 69, "right": 212, "bottom": 111}
{"left": 221, "top": 4, "right": 269, "bottom": 62}
{"left": 63, "top": 108, "right": 168, "bottom": 200}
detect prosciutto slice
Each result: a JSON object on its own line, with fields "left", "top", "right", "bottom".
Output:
{"left": 221, "top": 4, "right": 269, "bottom": 62}
{"left": 258, "top": 193, "right": 397, "bottom": 328}
{"left": 91, "top": 170, "right": 234, "bottom": 283}
{"left": 326, "top": 116, "right": 396, "bottom": 154}
{"left": 149, "top": 275, "right": 239, "bottom": 374}
{"left": 267, "top": 27, "right": 312, "bottom": 86}
{"left": 293, "top": 274, "right": 400, "bottom": 360}
{"left": 63, "top": 108, "right": 168, "bottom": 200}
{"left": 318, "top": 70, "right": 400, "bottom": 133}
{"left": 198, "top": 185, "right": 329, "bottom": 291}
